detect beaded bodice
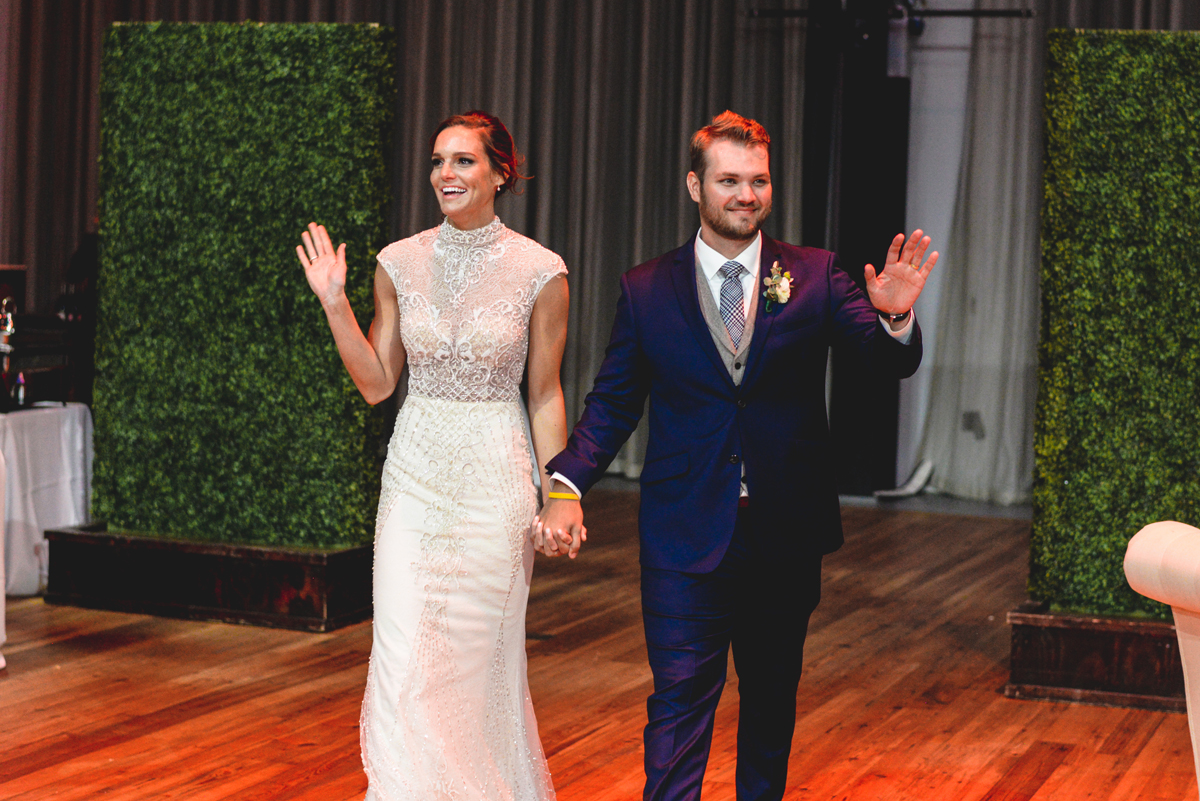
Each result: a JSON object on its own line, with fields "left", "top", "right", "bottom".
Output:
{"left": 377, "top": 217, "right": 567, "bottom": 403}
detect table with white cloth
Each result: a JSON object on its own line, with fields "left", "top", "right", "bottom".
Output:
{"left": 1, "top": 451, "right": 7, "bottom": 666}
{"left": 1, "top": 402, "right": 93, "bottom": 597}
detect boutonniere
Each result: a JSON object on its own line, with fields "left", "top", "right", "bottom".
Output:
{"left": 762, "top": 261, "right": 791, "bottom": 312}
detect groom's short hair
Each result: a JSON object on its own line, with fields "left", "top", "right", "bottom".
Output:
{"left": 690, "top": 111, "right": 771, "bottom": 182}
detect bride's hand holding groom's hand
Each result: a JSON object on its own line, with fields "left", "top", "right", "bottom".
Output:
{"left": 532, "top": 496, "right": 587, "bottom": 559}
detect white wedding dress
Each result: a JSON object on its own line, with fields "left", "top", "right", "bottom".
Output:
{"left": 361, "top": 217, "right": 565, "bottom": 801}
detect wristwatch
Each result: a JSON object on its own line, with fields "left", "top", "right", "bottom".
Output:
{"left": 884, "top": 309, "right": 911, "bottom": 325}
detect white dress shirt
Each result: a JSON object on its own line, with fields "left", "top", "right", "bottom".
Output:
{"left": 695, "top": 229, "right": 761, "bottom": 319}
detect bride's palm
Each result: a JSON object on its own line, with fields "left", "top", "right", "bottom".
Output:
{"left": 297, "top": 222, "right": 347, "bottom": 306}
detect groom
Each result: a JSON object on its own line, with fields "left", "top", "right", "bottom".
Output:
{"left": 537, "top": 111, "right": 937, "bottom": 801}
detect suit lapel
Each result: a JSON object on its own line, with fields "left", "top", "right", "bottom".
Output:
{"left": 740, "top": 234, "right": 783, "bottom": 392}
{"left": 670, "top": 237, "right": 736, "bottom": 389}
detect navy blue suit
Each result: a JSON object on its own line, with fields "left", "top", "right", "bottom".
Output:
{"left": 547, "top": 233, "right": 922, "bottom": 800}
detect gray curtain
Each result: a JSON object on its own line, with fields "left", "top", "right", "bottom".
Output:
{"left": 2, "top": 0, "right": 807, "bottom": 476}
{"left": 917, "top": 0, "right": 1200, "bottom": 503}
{"left": 1, "top": 0, "right": 404, "bottom": 316}
{"left": 389, "top": 0, "right": 808, "bottom": 475}
{"left": 0, "top": 0, "right": 109, "bottom": 314}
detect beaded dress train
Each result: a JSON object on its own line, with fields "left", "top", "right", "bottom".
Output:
{"left": 361, "top": 217, "right": 564, "bottom": 801}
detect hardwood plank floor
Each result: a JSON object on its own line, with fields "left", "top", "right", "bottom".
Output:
{"left": 0, "top": 490, "right": 1192, "bottom": 800}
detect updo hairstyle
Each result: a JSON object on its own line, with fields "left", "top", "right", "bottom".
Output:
{"left": 429, "top": 110, "right": 530, "bottom": 196}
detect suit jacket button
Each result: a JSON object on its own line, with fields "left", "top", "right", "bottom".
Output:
{"left": 737, "top": 399, "right": 747, "bottom": 409}
{"left": 729, "top": 454, "right": 740, "bottom": 465}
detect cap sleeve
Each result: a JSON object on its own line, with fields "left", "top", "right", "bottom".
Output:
{"left": 533, "top": 253, "right": 568, "bottom": 297}
{"left": 376, "top": 240, "right": 403, "bottom": 292}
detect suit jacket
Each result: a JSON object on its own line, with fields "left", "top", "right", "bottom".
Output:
{"left": 546, "top": 233, "right": 922, "bottom": 573}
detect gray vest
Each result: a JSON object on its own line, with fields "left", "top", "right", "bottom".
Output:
{"left": 695, "top": 260, "right": 759, "bottom": 386}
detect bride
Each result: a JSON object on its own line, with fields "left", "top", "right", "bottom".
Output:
{"left": 298, "top": 111, "right": 579, "bottom": 800}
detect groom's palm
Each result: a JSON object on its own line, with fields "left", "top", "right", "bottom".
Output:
{"left": 864, "top": 230, "right": 938, "bottom": 314}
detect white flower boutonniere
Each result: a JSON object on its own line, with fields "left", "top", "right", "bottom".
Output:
{"left": 762, "top": 261, "right": 791, "bottom": 312}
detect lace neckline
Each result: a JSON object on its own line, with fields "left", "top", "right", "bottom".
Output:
{"left": 437, "top": 215, "right": 505, "bottom": 249}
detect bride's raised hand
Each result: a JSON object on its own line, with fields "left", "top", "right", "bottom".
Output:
{"left": 297, "top": 222, "right": 347, "bottom": 307}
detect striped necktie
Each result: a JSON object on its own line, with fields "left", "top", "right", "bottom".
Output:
{"left": 719, "top": 260, "right": 746, "bottom": 349}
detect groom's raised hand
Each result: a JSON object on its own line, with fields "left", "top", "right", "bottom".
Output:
{"left": 863, "top": 229, "right": 939, "bottom": 316}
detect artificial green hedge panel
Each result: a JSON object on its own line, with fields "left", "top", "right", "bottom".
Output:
{"left": 1033, "top": 30, "right": 1200, "bottom": 618}
{"left": 94, "top": 22, "right": 394, "bottom": 547}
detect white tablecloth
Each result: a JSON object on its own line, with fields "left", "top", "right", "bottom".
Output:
{"left": 1, "top": 450, "right": 7, "bottom": 660}
{"left": 2, "top": 402, "right": 93, "bottom": 596}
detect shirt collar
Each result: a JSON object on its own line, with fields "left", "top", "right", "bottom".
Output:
{"left": 694, "top": 229, "right": 762, "bottom": 282}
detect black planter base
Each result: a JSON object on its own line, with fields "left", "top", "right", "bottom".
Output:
{"left": 44, "top": 524, "right": 372, "bottom": 632}
{"left": 1006, "top": 601, "right": 1184, "bottom": 712}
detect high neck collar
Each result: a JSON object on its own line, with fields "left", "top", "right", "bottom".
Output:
{"left": 438, "top": 215, "right": 504, "bottom": 248}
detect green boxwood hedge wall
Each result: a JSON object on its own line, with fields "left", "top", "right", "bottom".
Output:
{"left": 94, "top": 22, "right": 394, "bottom": 548}
{"left": 1033, "top": 30, "right": 1200, "bottom": 618}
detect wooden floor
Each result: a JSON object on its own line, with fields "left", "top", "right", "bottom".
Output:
{"left": 1, "top": 491, "right": 1194, "bottom": 800}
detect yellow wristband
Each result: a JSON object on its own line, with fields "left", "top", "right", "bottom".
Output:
{"left": 548, "top": 491, "right": 580, "bottom": 501}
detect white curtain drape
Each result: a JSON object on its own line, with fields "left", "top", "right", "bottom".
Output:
{"left": 916, "top": 0, "right": 1043, "bottom": 504}
{"left": 895, "top": 0, "right": 974, "bottom": 488}
{"left": 914, "top": 0, "right": 1200, "bottom": 503}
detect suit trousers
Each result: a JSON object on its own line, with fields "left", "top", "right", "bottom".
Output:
{"left": 640, "top": 506, "right": 824, "bottom": 801}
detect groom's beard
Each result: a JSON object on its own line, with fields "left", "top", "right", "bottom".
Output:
{"left": 698, "top": 184, "right": 772, "bottom": 243}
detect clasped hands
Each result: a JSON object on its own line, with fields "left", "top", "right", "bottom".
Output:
{"left": 532, "top": 490, "right": 586, "bottom": 559}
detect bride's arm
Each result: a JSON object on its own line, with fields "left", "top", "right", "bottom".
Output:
{"left": 298, "top": 222, "right": 405, "bottom": 405}
{"left": 526, "top": 275, "right": 570, "bottom": 506}
{"left": 527, "top": 274, "right": 585, "bottom": 558}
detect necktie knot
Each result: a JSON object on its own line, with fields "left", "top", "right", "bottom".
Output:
{"left": 720, "top": 261, "right": 744, "bottom": 280}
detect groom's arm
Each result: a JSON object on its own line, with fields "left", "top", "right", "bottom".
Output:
{"left": 827, "top": 254, "right": 923, "bottom": 378}
{"left": 837, "top": 228, "right": 936, "bottom": 375}
{"left": 547, "top": 272, "right": 653, "bottom": 492}
{"left": 536, "top": 273, "right": 652, "bottom": 558}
